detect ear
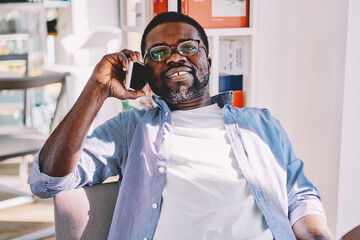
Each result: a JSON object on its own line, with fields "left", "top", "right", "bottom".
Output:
{"left": 207, "top": 57, "right": 212, "bottom": 67}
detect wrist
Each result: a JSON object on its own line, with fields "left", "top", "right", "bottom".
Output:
{"left": 85, "top": 78, "right": 109, "bottom": 103}
{"left": 71, "top": 79, "right": 109, "bottom": 116}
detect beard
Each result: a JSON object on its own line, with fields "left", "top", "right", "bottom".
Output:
{"left": 151, "top": 64, "right": 210, "bottom": 104}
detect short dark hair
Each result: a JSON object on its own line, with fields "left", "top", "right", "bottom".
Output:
{"left": 141, "top": 11, "right": 209, "bottom": 57}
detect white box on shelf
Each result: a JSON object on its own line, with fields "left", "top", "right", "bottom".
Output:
{"left": 135, "top": 1, "right": 145, "bottom": 27}
{"left": 219, "top": 39, "right": 244, "bottom": 75}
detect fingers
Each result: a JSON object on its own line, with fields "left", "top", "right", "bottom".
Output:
{"left": 123, "top": 49, "right": 142, "bottom": 62}
{"left": 118, "top": 51, "right": 129, "bottom": 70}
{"left": 119, "top": 49, "right": 142, "bottom": 69}
{"left": 103, "top": 50, "right": 142, "bottom": 73}
{"left": 134, "top": 51, "right": 142, "bottom": 61}
{"left": 95, "top": 50, "right": 145, "bottom": 101}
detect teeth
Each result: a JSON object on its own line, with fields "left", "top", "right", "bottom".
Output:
{"left": 170, "top": 71, "right": 188, "bottom": 77}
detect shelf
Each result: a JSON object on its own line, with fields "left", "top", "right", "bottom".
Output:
{"left": 0, "top": 54, "right": 28, "bottom": 61}
{"left": 205, "top": 28, "right": 254, "bottom": 37}
{"left": 43, "top": 0, "right": 71, "bottom": 8}
{"left": 122, "top": 25, "right": 145, "bottom": 33}
{"left": 122, "top": 26, "right": 254, "bottom": 37}
{"left": 0, "top": 34, "right": 29, "bottom": 41}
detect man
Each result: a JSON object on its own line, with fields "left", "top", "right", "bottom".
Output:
{"left": 28, "top": 12, "right": 332, "bottom": 239}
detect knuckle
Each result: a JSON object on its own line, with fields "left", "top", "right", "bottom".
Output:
{"left": 102, "top": 54, "right": 111, "bottom": 61}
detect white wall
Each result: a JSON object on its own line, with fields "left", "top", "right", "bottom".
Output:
{"left": 291, "top": 1, "right": 348, "bottom": 236}
{"left": 256, "top": 1, "right": 297, "bottom": 131}
{"left": 337, "top": 0, "right": 360, "bottom": 238}
{"left": 256, "top": 0, "right": 352, "bottom": 237}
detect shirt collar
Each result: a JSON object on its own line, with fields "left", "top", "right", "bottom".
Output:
{"left": 152, "top": 91, "right": 233, "bottom": 111}
{"left": 210, "top": 91, "right": 233, "bottom": 108}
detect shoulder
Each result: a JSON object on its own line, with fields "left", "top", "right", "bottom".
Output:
{"left": 229, "top": 106, "right": 274, "bottom": 125}
{"left": 117, "top": 108, "right": 149, "bottom": 122}
{"left": 112, "top": 106, "right": 159, "bottom": 124}
{"left": 228, "top": 106, "right": 294, "bottom": 167}
{"left": 91, "top": 107, "right": 155, "bottom": 137}
{"left": 228, "top": 106, "right": 284, "bottom": 145}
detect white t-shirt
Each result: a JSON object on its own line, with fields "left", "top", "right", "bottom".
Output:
{"left": 153, "top": 104, "right": 273, "bottom": 240}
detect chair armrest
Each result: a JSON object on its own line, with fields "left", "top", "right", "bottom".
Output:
{"left": 53, "top": 181, "right": 119, "bottom": 240}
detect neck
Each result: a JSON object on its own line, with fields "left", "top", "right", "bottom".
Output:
{"left": 168, "top": 90, "right": 212, "bottom": 111}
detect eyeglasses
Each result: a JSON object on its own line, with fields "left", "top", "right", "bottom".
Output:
{"left": 144, "top": 39, "right": 207, "bottom": 62}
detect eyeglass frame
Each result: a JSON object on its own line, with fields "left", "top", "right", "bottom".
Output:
{"left": 143, "top": 39, "right": 208, "bottom": 62}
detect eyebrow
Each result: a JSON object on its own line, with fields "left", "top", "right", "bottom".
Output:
{"left": 148, "top": 38, "right": 198, "bottom": 49}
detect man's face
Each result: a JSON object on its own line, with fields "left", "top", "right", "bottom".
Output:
{"left": 144, "top": 22, "right": 211, "bottom": 104}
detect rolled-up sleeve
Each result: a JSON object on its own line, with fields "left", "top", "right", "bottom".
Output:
{"left": 27, "top": 152, "right": 76, "bottom": 198}
{"left": 286, "top": 157, "right": 327, "bottom": 225}
{"left": 272, "top": 117, "right": 327, "bottom": 225}
{"left": 27, "top": 111, "right": 137, "bottom": 198}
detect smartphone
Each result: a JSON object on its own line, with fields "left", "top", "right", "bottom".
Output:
{"left": 125, "top": 61, "right": 149, "bottom": 91}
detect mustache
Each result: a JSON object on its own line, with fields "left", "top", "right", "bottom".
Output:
{"left": 160, "top": 63, "right": 196, "bottom": 80}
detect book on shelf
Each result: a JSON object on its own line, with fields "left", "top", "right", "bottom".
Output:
{"left": 218, "top": 72, "right": 244, "bottom": 108}
{"left": 153, "top": 0, "right": 168, "bottom": 17}
{"left": 135, "top": 1, "right": 145, "bottom": 27}
{"left": 180, "top": 0, "right": 249, "bottom": 28}
{"left": 219, "top": 74, "right": 243, "bottom": 92}
{"left": 219, "top": 39, "right": 244, "bottom": 75}
{"left": 232, "top": 90, "right": 244, "bottom": 108}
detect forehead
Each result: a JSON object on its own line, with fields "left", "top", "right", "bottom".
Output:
{"left": 145, "top": 22, "right": 200, "bottom": 49}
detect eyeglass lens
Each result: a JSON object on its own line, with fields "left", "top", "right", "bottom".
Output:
{"left": 149, "top": 40, "right": 199, "bottom": 61}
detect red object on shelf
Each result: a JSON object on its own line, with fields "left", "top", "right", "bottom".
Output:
{"left": 232, "top": 91, "right": 244, "bottom": 108}
{"left": 181, "top": 0, "right": 249, "bottom": 28}
{"left": 153, "top": 0, "right": 159, "bottom": 16}
{"left": 153, "top": 0, "right": 168, "bottom": 17}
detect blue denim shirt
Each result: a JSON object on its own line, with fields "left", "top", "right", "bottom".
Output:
{"left": 28, "top": 92, "right": 326, "bottom": 240}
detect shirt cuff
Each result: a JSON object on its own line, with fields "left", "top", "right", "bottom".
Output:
{"left": 289, "top": 199, "right": 327, "bottom": 226}
{"left": 27, "top": 151, "right": 73, "bottom": 198}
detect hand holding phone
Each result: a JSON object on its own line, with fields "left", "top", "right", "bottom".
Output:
{"left": 125, "top": 61, "right": 149, "bottom": 91}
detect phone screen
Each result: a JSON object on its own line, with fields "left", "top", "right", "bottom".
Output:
{"left": 126, "top": 61, "right": 149, "bottom": 91}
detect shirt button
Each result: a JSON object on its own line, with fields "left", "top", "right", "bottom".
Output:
{"left": 143, "top": 238, "right": 148, "bottom": 240}
{"left": 158, "top": 167, "right": 165, "bottom": 173}
{"left": 165, "top": 112, "right": 169, "bottom": 116}
{"left": 152, "top": 203, "right": 158, "bottom": 209}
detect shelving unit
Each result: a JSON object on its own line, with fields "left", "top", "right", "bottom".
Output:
{"left": 43, "top": 0, "right": 71, "bottom": 8}
{"left": 120, "top": 0, "right": 258, "bottom": 106}
{"left": 0, "top": 3, "right": 47, "bottom": 76}
{"left": 120, "top": 0, "right": 151, "bottom": 52}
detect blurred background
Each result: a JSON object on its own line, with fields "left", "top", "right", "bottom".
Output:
{"left": 0, "top": 0, "right": 359, "bottom": 239}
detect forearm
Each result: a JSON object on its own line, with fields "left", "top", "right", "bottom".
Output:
{"left": 292, "top": 214, "right": 333, "bottom": 240}
{"left": 38, "top": 50, "right": 144, "bottom": 177}
{"left": 39, "top": 79, "right": 107, "bottom": 177}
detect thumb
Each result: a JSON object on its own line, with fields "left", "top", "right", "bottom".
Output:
{"left": 121, "top": 89, "right": 146, "bottom": 100}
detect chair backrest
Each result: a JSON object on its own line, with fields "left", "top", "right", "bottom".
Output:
{"left": 342, "top": 225, "right": 360, "bottom": 240}
{"left": 53, "top": 181, "right": 119, "bottom": 240}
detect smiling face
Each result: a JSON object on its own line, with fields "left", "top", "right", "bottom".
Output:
{"left": 144, "top": 22, "right": 211, "bottom": 105}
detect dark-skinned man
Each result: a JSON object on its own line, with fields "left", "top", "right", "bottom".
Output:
{"left": 28, "top": 12, "right": 333, "bottom": 240}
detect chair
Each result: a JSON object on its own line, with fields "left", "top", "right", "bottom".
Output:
{"left": 0, "top": 71, "right": 69, "bottom": 210}
{"left": 342, "top": 225, "right": 360, "bottom": 240}
{"left": 53, "top": 181, "right": 119, "bottom": 239}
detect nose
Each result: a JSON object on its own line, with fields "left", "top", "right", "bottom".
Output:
{"left": 165, "top": 49, "right": 187, "bottom": 65}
